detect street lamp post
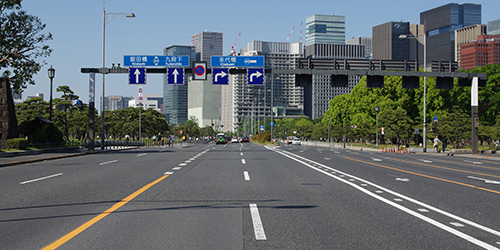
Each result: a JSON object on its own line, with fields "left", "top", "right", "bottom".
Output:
{"left": 328, "top": 117, "right": 330, "bottom": 147}
{"left": 48, "top": 65, "right": 55, "bottom": 121}
{"left": 101, "top": 8, "right": 135, "bottom": 150}
{"left": 375, "top": 105, "right": 379, "bottom": 147}
{"left": 138, "top": 102, "right": 143, "bottom": 143}
{"left": 399, "top": 33, "right": 427, "bottom": 152}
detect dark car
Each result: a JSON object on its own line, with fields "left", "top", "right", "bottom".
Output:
{"left": 240, "top": 136, "right": 250, "bottom": 142}
{"left": 216, "top": 134, "right": 227, "bottom": 144}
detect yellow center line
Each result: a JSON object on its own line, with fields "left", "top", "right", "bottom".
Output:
{"left": 391, "top": 158, "right": 500, "bottom": 179}
{"left": 344, "top": 157, "right": 500, "bottom": 195}
{"left": 42, "top": 174, "right": 170, "bottom": 250}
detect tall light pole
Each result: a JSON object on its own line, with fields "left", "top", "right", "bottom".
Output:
{"left": 101, "top": 7, "right": 135, "bottom": 150}
{"left": 138, "top": 102, "right": 143, "bottom": 142}
{"left": 399, "top": 32, "right": 427, "bottom": 152}
{"left": 327, "top": 117, "right": 330, "bottom": 147}
{"left": 47, "top": 65, "right": 55, "bottom": 121}
{"left": 375, "top": 105, "right": 379, "bottom": 147}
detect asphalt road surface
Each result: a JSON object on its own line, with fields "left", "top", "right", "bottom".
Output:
{"left": 1, "top": 142, "right": 500, "bottom": 249}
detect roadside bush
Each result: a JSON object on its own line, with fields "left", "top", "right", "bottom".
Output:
{"left": 45, "top": 124, "right": 64, "bottom": 143}
{"left": 32, "top": 131, "right": 48, "bottom": 144}
{"left": 252, "top": 131, "right": 271, "bottom": 143}
{"left": 6, "top": 138, "right": 29, "bottom": 150}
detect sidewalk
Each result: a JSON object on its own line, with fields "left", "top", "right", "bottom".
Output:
{"left": 299, "top": 141, "right": 500, "bottom": 161}
{"left": 0, "top": 142, "right": 200, "bottom": 168}
{"left": 0, "top": 147, "right": 124, "bottom": 168}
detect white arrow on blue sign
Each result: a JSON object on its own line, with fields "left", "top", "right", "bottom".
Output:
{"left": 248, "top": 68, "right": 264, "bottom": 85}
{"left": 212, "top": 68, "right": 229, "bottom": 85}
{"left": 129, "top": 68, "right": 146, "bottom": 84}
{"left": 167, "top": 68, "right": 184, "bottom": 84}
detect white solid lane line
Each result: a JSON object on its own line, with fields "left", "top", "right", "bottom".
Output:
{"left": 244, "top": 171, "right": 250, "bottom": 181}
{"left": 20, "top": 173, "right": 63, "bottom": 185}
{"left": 249, "top": 204, "right": 267, "bottom": 240}
{"left": 99, "top": 160, "right": 118, "bottom": 166}
{"left": 137, "top": 153, "right": 147, "bottom": 157}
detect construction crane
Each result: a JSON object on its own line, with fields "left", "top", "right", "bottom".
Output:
{"left": 231, "top": 32, "right": 241, "bottom": 55}
{"left": 298, "top": 22, "right": 303, "bottom": 44}
{"left": 284, "top": 26, "right": 295, "bottom": 43}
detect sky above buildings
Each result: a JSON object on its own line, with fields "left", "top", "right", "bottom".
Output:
{"left": 19, "top": 0, "right": 499, "bottom": 111}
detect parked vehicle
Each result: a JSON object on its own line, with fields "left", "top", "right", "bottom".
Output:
{"left": 292, "top": 137, "right": 301, "bottom": 145}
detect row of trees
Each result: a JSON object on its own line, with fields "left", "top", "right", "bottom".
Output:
{"left": 239, "top": 64, "right": 500, "bottom": 147}
{"left": 15, "top": 85, "right": 221, "bottom": 142}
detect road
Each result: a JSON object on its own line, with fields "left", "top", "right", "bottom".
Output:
{"left": 1, "top": 142, "right": 500, "bottom": 249}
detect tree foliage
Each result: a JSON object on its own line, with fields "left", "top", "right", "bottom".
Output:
{"left": 1, "top": 0, "right": 53, "bottom": 93}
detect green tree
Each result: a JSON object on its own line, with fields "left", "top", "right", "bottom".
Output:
{"left": 53, "top": 85, "right": 79, "bottom": 140}
{"left": 15, "top": 97, "right": 48, "bottom": 124}
{"left": 1, "top": 0, "right": 52, "bottom": 93}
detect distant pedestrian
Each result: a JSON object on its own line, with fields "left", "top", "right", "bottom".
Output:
{"left": 442, "top": 137, "right": 447, "bottom": 153}
{"left": 433, "top": 136, "right": 441, "bottom": 153}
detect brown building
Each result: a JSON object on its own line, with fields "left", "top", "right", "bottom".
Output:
{"left": 460, "top": 35, "right": 500, "bottom": 70}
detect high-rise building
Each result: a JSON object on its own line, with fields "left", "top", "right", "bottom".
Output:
{"left": 460, "top": 35, "right": 500, "bottom": 70}
{"left": 103, "top": 95, "right": 133, "bottom": 111}
{"left": 487, "top": 19, "right": 500, "bottom": 35}
{"left": 305, "top": 14, "right": 345, "bottom": 46}
{"left": 346, "top": 37, "right": 372, "bottom": 59}
{"left": 305, "top": 43, "right": 365, "bottom": 119}
{"left": 163, "top": 45, "right": 196, "bottom": 125}
{"left": 190, "top": 31, "right": 223, "bottom": 67}
{"left": 188, "top": 31, "right": 223, "bottom": 128}
{"left": 145, "top": 94, "right": 163, "bottom": 114}
{"left": 221, "top": 41, "right": 304, "bottom": 133}
{"left": 455, "top": 24, "right": 487, "bottom": 66}
{"left": 420, "top": 3, "right": 482, "bottom": 67}
{"left": 372, "top": 21, "right": 424, "bottom": 62}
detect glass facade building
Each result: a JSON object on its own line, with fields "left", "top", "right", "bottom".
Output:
{"left": 488, "top": 19, "right": 500, "bottom": 36}
{"left": 421, "top": 3, "right": 481, "bottom": 66}
{"left": 190, "top": 31, "right": 223, "bottom": 67}
{"left": 305, "top": 14, "right": 345, "bottom": 46}
{"left": 163, "top": 45, "right": 196, "bottom": 125}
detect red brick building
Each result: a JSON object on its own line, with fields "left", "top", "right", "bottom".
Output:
{"left": 460, "top": 35, "right": 500, "bottom": 70}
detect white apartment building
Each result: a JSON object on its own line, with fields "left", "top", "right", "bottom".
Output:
{"left": 220, "top": 41, "right": 304, "bottom": 133}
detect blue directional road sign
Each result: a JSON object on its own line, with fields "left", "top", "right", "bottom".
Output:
{"left": 129, "top": 68, "right": 146, "bottom": 84}
{"left": 167, "top": 68, "right": 184, "bottom": 84}
{"left": 260, "top": 125, "right": 264, "bottom": 131}
{"left": 433, "top": 116, "right": 438, "bottom": 122}
{"left": 212, "top": 68, "right": 229, "bottom": 85}
{"left": 211, "top": 56, "right": 264, "bottom": 67}
{"left": 247, "top": 68, "right": 264, "bottom": 85}
{"left": 124, "top": 55, "right": 189, "bottom": 67}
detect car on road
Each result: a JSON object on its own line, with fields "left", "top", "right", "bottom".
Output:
{"left": 240, "top": 136, "right": 250, "bottom": 142}
{"left": 292, "top": 137, "right": 301, "bottom": 145}
{"left": 231, "top": 137, "right": 239, "bottom": 143}
{"left": 216, "top": 133, "right": 227, "bottom": 144}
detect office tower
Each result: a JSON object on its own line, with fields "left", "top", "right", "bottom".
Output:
{"left": 372, "top": 21, "right": 424, "bottom": 62}
{"left": 460, "top": 35, "right": 500, "bottom": 70}
{"left": 163, "top": 45, "right": 196, "bottom": 125}
{"left": 421, "top": 3, "right": 481, "bottom": 67}
{"left": 347, "top": 37, "right": 372, "bottom": 59}
{"left": 305, "top": 43, "right": 365, "bottom": 119}
{"left": 455, "top": 24, "right": 487, "bottom": 66}
{"left": 145, "top": 94, "right": 163, "bottom": 114}
{"left": 188, "top": 31, "right": 223, "bottom": 128}
{"left": 190, "top": 31, "right": 223, "bottom": 67}
{"left": 220, "top": 41, "right": 304, "bottom": 133}
{"left": 305, "top": 14, "right": 345, "bottom": 46}
{"left": 103, "top": 95, "right": 133, "bottom": 111}
{"left": 488, "top": 19, "right": 500, "bottom": 35}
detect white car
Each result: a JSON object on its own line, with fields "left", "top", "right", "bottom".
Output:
{"left": 231, "top": 137, "right": 239, "bottom": 143}
{"left": 292, "top": 138, "right": 301, "bottom": 145}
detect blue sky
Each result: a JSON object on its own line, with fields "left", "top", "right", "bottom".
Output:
{"left": 20, "top": 0, "right": 499, "bottom": 111}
